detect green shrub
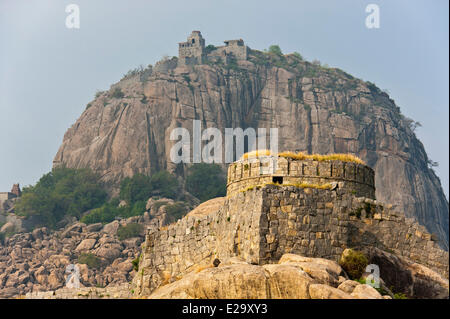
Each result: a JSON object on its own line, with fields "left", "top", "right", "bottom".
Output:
{"left": 119, "top": 174, "right": 153, "bottom": 205}
{"left": 0, "top": 232, "right": 5, "bottom": 244}
{"left": 80, "top": 204, "right": 119, "bottom": 224}
{"left": 81, "top": 200, "right": 147, "bottom": 225}
{"left": 127, "top": 200, "right": 146, "bottom": 217}
{"left": 186, "top": 163, "right": 226, "bottom": 202}
{"left": 149, "top": 171, "right": 179, "bottom": 199}
{"left": 132, "top": 254, "right": 141, "bottom": 271}
{"left": 205, "top": 44, "right": 217, "bottom": 54}
{"left": 111, "top": 87, "right": 124, "bottom": 98}
{"left": 78, "top": 253, "right": 102, "bottom": 269}
{"left": 117, "top": 223, "right": 144, "bottom": 241}
{"left": 292, "top": 52, "right": 303, "bottom": 60}
{"left": 15, "top": 167, "right": 107, "bottom": 229}
{"left": 84, "top": 199, "right": 145, "bottom": 223}
{"left": 394, "top": 292, "right": 408, "bottom": 299}
{"left": 339, "top": 249, "right": 368, "bottom": 280}
{"left": 268, "top": 45, "right": 283, "bottom": 56}
{"left": 165, "top": 202, "right": 187, "bottom": 223}
{"left": 152, "top": 200, "right": 169, "bottom": 212}
{"left": 120, "top": 171, "right": 179, "bottom": 205}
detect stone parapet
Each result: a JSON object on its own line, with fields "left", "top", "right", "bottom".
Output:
{"left": 227, "top": 157, "right": 375, "bottom": 198}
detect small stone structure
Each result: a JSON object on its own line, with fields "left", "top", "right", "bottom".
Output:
{"left": 0, "top": 184, "right": 21, "bottom": 211}
{"left": 207, "top": 38, "right": 248, "bottom": 64}
{"left": 132, "top": 158, "right": 448, "bottom": 296}
{"left": 178, "top": 31, "right": 206, "bottom": 66}
{"left": 178, "top": 31, "right": 249, "bottom": 66}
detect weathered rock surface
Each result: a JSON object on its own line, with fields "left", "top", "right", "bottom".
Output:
{"left": 147, "top": 254, "right": 377, "bottom": 299}
{"left": 185, "top": 197, "right": 225, "bottom": 217}
{"left": 0, "top": 195, "right": 181, "bottom": 298}
{"left": 25, "top": 283, "right": 132, "bottom": 299}
{"left": 0, "top": 219, "right": 142, "bottom": 298}
{"left": 365, "top": 247, "right": 449, "bottom": 299}
{"left": 52, "top": 50, "right": 449, "bottom": 248}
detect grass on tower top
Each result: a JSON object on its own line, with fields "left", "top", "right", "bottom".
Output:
{"left": 241, "top": 149, "right": 272, "bottom": 159}
{"left": 278, "top": 151, "right": 365, "bottom": 165}
{"left": 240, "top": 150, "right": 366, "bottom": 165}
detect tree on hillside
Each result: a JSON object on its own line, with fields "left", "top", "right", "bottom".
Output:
{"left": 268, "top": 45, "right": 283, "bottom": 56}
{"left": 186, "top": 163, "right": 226, "bottom": 202}
{"left": 15, "top": 167, "right": 107, "bottom": 228}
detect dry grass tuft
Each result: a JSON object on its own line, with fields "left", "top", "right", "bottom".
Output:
{"left": 278, "top": 151, "right": 365, "bottom": 165}
{"left": 292, "top": 182, "right": 332, "bottom": 190}
{"left": 160, "top": 271, "right": 172, "bottom": 286}
{"left": 241, "top": 149, "right": 272, "bottom": 160}
{"left": 240, "top": 150, "right": 365, "bottom": 165}
{"left": 194, "top": 264, "right": 214, "bottom": 273}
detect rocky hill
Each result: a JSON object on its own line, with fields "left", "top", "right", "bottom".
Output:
{"left": 52, "top": 39, "right": 449, "bottom": 249}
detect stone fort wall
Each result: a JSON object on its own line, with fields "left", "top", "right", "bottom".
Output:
{"left": 133, "top": 184, "right": 448, "bottom": 296}
{"left": 256, "top": 185, "right": 448, "bottom": 275}
{"left": 132, "top": 190, "right": 264, "bottom": 296}
{"left": 227, "top": 157, "right": 375, "bottom": 199}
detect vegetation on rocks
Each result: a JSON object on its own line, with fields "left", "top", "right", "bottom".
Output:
{"left": 339, "top": 249, "right": 369, "bottom": 280}
{"left": 278, "top": 151, "right": 366, "bottom": 165}
{"left": 241, "top": 150, "right": 365, "bottom": 165}
{"left": 78, "top": 253, "right": 102, "bottom": 269}
{"left": 186, "top": 163, "right": 226, "bottom": 202}
{"left": 268, "top": 44, "right": 283, "bottom": 56}
{"left": 165, "top": 202, "right": 189, "bottom": 223}
{"left": 132, "top": 254, "right": 141, "bottom": 272}
{"left": 111, "top": 87, "right": 124, "bottom": 98}
{"left": 205, "top": 44, "right": 217, "bottom": 54}
{"left": 81, "top": 171, "right": 180, "bottom": 224}
{"left": 15, "top": 167, "right": 107, "bottom": 228}
{"left": 117, "top": 223, "right": 144, "bottom": 241}
{"left": 120, "top": 171, "right": 179, "bottom": 204}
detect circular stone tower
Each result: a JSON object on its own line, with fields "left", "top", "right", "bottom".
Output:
{"left": 226, "top": 155, "right": 375, "bottom": 199}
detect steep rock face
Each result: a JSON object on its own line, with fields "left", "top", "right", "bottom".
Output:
{"left": 53, "top": 52, "right": 449, "bottom": 248}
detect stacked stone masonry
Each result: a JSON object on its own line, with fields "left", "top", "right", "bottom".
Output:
{"left": 133, "top": 184, "right": 448, "bottom": 296}
{"left": 227, "top": 157, "right": 375, "bottom": 199}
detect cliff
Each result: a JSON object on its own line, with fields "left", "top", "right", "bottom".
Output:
{"left": 52, "top": 46, "right": 449, "bottom": 248}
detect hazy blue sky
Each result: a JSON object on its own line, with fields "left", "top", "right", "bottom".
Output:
{"left": 0, "top": 0, "right": 448, "bottom": 198}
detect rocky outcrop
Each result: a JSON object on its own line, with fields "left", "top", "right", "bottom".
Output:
{"left": 23, "top": 253, "right": 389, "bottom": 299}
{"left": 0, "top": 220, "right": 141, "bottom": 298}
{"left": 365, "top": 247, "right": 449, "bottom": 299}
{"left": 0, "top": 195, "right": 182, "bottom": 298}
{"left": 52, "top": 49, "right": 448, "bottom": 248}
{"left": 147, "top": 254, "right": 384, "bottom": 299}
{"left": 25, "top": 283, "right": 132, "bottom": 299}
{"left": 185, "top": 197, "right": 225, "bottom": 217}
